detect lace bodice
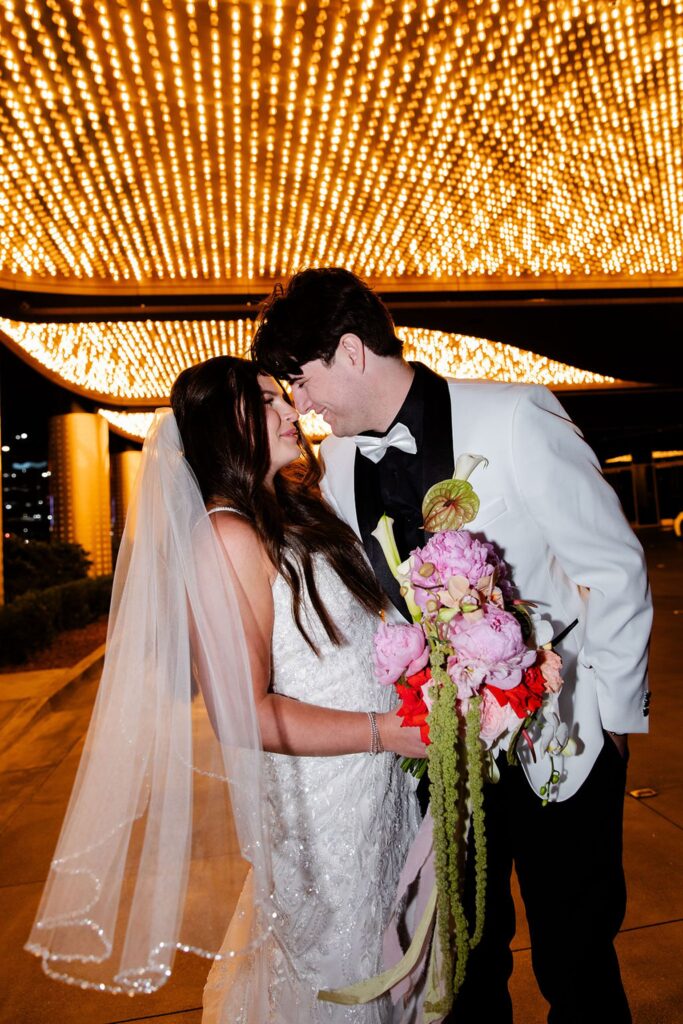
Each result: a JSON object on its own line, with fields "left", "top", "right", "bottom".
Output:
{"left": 271, "top": 554, "right": 395, "bottom": 714}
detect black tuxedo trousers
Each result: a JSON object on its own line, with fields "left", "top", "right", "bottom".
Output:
{"left": 444, "top": 736, "right": 631, "bottom": 1024}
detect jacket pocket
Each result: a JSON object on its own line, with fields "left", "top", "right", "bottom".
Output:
{"left": 473, "top": 496, "right": 507, "bottom": 528}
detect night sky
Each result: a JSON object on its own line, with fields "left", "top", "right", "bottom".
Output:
{"left": 0, "top": 346, "right": 70, "bottom": 463}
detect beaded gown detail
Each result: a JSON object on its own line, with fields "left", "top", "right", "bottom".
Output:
{"left": 202, "top": 556, "right": 420, "bottom": 1023}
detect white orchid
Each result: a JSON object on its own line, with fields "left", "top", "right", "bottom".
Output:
{"left": 538, "top": 693, "right": 577, "bottom": 758}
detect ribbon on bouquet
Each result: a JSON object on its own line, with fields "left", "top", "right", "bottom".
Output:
{"left": 318, "top": 812, "right": 450, "bottom": 1022}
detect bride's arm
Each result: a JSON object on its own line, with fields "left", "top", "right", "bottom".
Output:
{"left": 211, "top": 512, "right": 427, "bottom": 759}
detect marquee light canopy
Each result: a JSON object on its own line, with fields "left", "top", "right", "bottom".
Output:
{"left": 0, "top": 0, "right": 681, "bottom": 294}
{"left": 0, "top": 315, "right": 614, "bottom": 406}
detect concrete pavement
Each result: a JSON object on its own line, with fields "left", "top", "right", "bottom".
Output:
{"left": 1, "top": 530, "right": 681, "bottom": 1024}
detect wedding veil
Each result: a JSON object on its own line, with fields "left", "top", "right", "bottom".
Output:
{"left": 25, "top": 409, "right": 274, "bottom": 993}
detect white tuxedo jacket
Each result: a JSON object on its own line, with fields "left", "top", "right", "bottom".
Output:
{"left": 320, "top": 378, "right": 652, "bottom": 801}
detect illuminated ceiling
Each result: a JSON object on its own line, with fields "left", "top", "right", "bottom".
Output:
{"left": 0, "top": 0, "right": 681, "bottom": 296}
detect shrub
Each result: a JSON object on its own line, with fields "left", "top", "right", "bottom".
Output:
{"left": 0, "top": 575, "right": 113, "bottom": 667}
{"left": 3, "top": 537, "right": 92, "bottom": 602}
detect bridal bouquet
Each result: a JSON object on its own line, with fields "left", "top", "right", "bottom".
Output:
{"left": 372, "top": 529, "right": 569, "bottom": 784}
{"left": 371, "top": 455, "right": 575, "bottom": 1011}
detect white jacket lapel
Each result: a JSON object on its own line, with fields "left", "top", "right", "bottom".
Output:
{"left": 319, "top": 435, "right": 362, "bottom": 539}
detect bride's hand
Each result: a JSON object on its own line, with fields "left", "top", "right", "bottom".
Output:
{"left": 377, "top": 709, "right": 429, "bottom": 759}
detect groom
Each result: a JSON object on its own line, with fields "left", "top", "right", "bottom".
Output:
{"left": 252, "top": 267, "right": 652, "bottom": 1023}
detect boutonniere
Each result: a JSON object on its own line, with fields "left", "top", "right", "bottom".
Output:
{"left": 422, "top": 453, "right": 489, "bottom": 532}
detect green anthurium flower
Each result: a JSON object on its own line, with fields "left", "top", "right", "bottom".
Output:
{"left": 421, "top": 453, "right": 488, "bottom": 533}
{"left": 422, "top": 478, "right": 481, "bottom": 533}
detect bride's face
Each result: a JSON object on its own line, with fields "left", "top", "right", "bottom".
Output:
{"left": 258, "top": 374, "right": 301, "bottom": 480}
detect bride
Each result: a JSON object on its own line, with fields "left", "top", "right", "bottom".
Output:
{"left": 26, "top": 355, "right": 423, "bottom": 1022}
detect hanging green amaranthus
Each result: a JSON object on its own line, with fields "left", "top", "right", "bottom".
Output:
{"left": 425, "top": 637, "right": 488, "bottom": 1013}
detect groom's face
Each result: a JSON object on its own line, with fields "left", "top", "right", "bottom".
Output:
{"left": 290, "top": 350, "right": 364, "bottom": 437}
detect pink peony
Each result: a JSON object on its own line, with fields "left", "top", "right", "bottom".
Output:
{"left": 409, "top": 531, "right": 503, "bottom": 615}
{"left": 447, "top": 604, "right": 536, "bottom": 691}
{"left": 373, "top": 622, "right": 430, "bottom": 686}
{"left": 481, "top": 541, "right": 514, "bottom": 601}
{"left": 446, "top": 655, "right": 487, "bottom": 700}
{"left": 479, "top": 689, "right": 520, "bottom": 747}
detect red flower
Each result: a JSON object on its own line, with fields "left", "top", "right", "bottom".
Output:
{"left": 395, "top": 667, "right": 432, "bottom": 745}
{"left": 407, "top": 667, "right": 431, "bottom": 690}
{"left": 523, "top": 665, "right": 547, "bottom": 701}
{"left": 488, "top": 664, "right": 545, "bottom": 719}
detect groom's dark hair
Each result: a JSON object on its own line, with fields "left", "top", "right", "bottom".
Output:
{"left": 251, "top": 267, "right": 403, "bottom": 378}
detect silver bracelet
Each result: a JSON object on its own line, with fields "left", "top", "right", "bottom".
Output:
{"left": 367, "top": 711, "right": 384, "bottom": 755}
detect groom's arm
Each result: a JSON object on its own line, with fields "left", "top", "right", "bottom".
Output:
{"left": 510, "top": 385, "right": 652, "bottom": 737}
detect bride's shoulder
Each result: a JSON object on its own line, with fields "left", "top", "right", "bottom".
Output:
{"left": 209, "top": 510, "right": 277, "bottom": 586}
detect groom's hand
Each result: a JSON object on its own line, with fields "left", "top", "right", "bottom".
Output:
{"left": 606, "top": 731, "right": 629, "bottom": 760}
{"left": 378, "top": 709, "right": 429, "bottom": 759}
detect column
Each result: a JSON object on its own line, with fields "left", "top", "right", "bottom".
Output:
{"left": 48, "top": 413, "right": 112, "bottom": 576}
{"left": 111, "top": 449, "right": 142, "bottom": 547}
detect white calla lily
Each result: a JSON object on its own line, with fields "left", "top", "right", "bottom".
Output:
{"left": 396, "top": 556, "right": 412, "bottom": 583}
{"left": 454, "top": 453, "right": 489, "bottom": 483}
{"left": 371, "top": 514, "right": 401, "bottom": 577}
{"left": 372, "top": 515, "right": 421, "bottom": 621}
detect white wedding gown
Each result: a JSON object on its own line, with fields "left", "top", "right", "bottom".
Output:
{"left": 202, "top": 555, "right": 421, "bottom": 1023}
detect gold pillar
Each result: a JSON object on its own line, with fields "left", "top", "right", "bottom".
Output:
{"left": 111, "top": 449, "right": 142, "bottom": 546}
{"left": 49, "top": 413, "right": 112, "bottom": 576}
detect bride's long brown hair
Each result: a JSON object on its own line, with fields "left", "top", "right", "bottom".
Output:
{"left": 170, "top": 355, "right": 384, "bottom": 652}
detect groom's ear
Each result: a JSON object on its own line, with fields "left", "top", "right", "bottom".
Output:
{"left": 338, "top": 333, "right": 365, "bottom": 371}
